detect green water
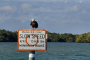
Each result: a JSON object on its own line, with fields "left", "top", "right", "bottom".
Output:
{"left": 0, "top": 42, "right": 90, "bottom": 60}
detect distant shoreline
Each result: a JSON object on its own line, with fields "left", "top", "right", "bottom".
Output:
{"left": 0, "top": 29, "right": 90, "bottom": 43}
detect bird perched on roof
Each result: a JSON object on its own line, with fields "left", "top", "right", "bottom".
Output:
{"left": 30, "top": 19, "right": 38, "bottom": 29}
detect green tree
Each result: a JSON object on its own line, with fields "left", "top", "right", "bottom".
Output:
{"left": 75, "top": 33, "right": 88, "bottom": 43}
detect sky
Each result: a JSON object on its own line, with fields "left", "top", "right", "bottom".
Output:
{"left": 0, "top": 0, "right": 90, "bottom": 34}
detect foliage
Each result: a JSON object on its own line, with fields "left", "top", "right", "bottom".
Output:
{"left": 47, "top": 32, "right": 75, "bottom": 42}
{"left": 0, "top": 29, "right": 17, "bottom": 42}
{"left": 0, "top": 29, "right": 90, "bottom": 43}
{"left": 47, "top": 31, "right": 90, "bottom": 43}
{"left": 75, "top": 33, "right": 90, "bottom": 43}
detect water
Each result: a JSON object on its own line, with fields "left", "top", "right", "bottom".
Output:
{"left": 0, "top": 42, "right": 90, "bottom": 60}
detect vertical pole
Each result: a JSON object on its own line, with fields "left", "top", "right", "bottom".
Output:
{"left": 29, "top": 51, "right": 35, "bottom": 60}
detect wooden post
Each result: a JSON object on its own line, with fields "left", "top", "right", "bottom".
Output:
{"left": 29, "top": 51, "right": 35, "bottom": 60}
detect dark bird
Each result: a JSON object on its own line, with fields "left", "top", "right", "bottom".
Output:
{"left": 30, "top": 19, "right": 38, "bottom": 29}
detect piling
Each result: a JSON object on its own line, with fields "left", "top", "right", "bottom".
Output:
{"left": 29, "top": 51, "right": 35, "bottom": 60}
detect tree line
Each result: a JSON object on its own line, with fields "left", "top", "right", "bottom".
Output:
{"left": 0, "top": 29, "right": 17, "bottom": 42}
{"left": 0, "top": 29, "right": 90, "bottom": 43}
{"left": 47, "top": 32, "right": 90, "bottom": 43}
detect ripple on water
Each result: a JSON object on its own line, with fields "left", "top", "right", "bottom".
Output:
{"left": 0, "top": 42, "right": 90, "bottom": 60}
